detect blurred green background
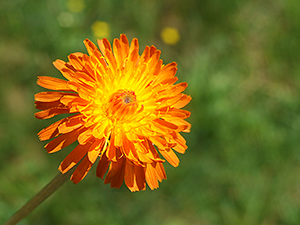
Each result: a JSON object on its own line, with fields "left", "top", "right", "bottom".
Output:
{"left": 1, "top": 0, "right": 300, "bottom": 224}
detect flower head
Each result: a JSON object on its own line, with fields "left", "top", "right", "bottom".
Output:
{"left": 35, "top": 34, "right": 191, "bottom": 191}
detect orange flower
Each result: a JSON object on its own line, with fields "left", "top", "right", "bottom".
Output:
{"left": 35, "top": 34, "right": 191, "bottom": 191}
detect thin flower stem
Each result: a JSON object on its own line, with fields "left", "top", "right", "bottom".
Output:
{"left": 4, "top": 167, "right": 76, "bottom": 225}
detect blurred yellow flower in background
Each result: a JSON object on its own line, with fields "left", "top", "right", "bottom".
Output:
{"left": 67, "top": 0, "right": 85, "bottom": 13}
{"left": 161, "top": 27, "right": 180, "bottom": 45}
{"left": 91, "top": 21, "right": 111, "bottom": 40}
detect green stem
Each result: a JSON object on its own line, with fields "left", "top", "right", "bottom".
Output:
{"left": 4, "top": 167, "right": 76, "bottom": 225}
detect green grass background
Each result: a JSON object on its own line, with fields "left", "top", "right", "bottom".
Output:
{"left": 1, "top": 0, "right": 300, "bottom": 224}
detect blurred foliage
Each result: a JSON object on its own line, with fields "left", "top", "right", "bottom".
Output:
{"left": 1, "top": 0, "right": 300, "bottom": 224}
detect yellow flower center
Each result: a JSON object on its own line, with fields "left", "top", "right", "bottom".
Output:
{"left": 106, "top": 90, "right": 138, "bottom": 122}
{"left": 123, "top": 93, "right": 135, "bottom": 104}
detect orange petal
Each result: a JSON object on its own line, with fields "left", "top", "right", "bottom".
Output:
{"left": 71, "top": 155, "right": 93, "bottom": 184}
{"left": 161, "top": 77, "right": 178, "bottom": 85}
{"left": 161, "top": 62, "right": 177, "bottom": 75}
{"left": 37, "top": 76, "right": 73, "bottom": 91}
{"left": 58, "top": 114, "right": 83, "bottom": 134}
{"left": 145, "top": 162, "right": 159, "bottom": 190}
{"left": 84, "top": 38, "right": 100, "bottom": 57}
{"left": 59, "top": 142, "right": 91, "bottom": 173}
{"left": 53, "top": 60, "right": 77, "bottom": 82}
{"left": 173, "top": 94, "right": 192, "bottom": 109}
{"left": 153, "top": 118, "right": 178, "bottom": 130}
{"left": 45, "top": 128, "right": 80, "bottom": 153}
{"left": 124, "top": 160, "right": 146, "bottom": 192}
{"left": 141, "top": 139, "right": 165, "bottom": 163}
{"left": 96, "top": 153, "right": 110, "bottom": 179}
{"left": 169, "top": 119, "right": 191, "bottom": 133}
{"left": 52, "top": 59, "right": 66, "bottom": 70}
{"left": 77, "top": 127, "right": 93, "bottom": 145}
{"left": 87, "top": 149, "right": 100, "bottom": 164}
{"left": 129, "top": 38, "right": 139, "bottom": 55}
{"left": 98, "top": 38, "right": 112, "bottom": 57}
{"left": 140, "top": 46, "right": 150, "bottom": 63}
{"left": 61, "top": 96, "right": 89, "bottom": 110}
{"left": 149, "top": 45, "right": 157, "bottom": 56}
{"left": 149, "top": 136, "right": 176, "bottom": 149}
{"left": 35, "top": 100, "right": 64, "bottom": 110}
{"left": 170, "top": 82, "right": 188, "bottom": 95}
{"left": 35, "top": 92, "right": 74, "bottom": 102}
{"left": 122, "top": 135, "right": 140, "bottom": 163}
{"left": 68, "top": 54, "right": 84, "bottom": 70}
{"left": 147, "top": 49, "right": 161, "bottom": 71}
{"left": 106, "top": 134, "right": 117, "bottom": 162}
{"left": 37, "top": 117, "right": 67, "bottom": 141}
{"left": 35, "top": 107, "right": 70, "bottom": 119}
{"left": 156, "top": 161, "right": 167, "bottom": 181}
{"left": 91, "top": 120, "right": 110, "bottom": 140}
{"left": 105, "top": 160, "right": 126, "bottom": 189}
{"left": 159, "top": 148, "right": 180, "bottom": 167}
{"left": 145, "top": 161, "right": 167, "bottom": 190}
{"left": 120, "top": 34, "right": 129, "bottom": 57}
{"left": 104, "top": 49, "right": 117, "bottom": 75}
{"left": 75, "top": 71, "right": 95, "bottom": 83}
{"left": 114, "top": 128, "right": 124, "bottom": 147}
{"left": 104, "top": 149, "right": 126, "bottom": 189}
{"left": 152, "top": 59, "right": 163, "bottom": 76}
{"left": 172, "top": 133, "right": 188, "bottom": 154}
{"left": 113, "top": 38, "right": 123, "bottom": 69}
{"left": 128, "top": 53, "right": 139, "bottom": 71}
{"left": 87, "top": 138, "right": 105, "bottom": 163}
{"left": 152, "top": 62, "right": 177, "bottom": 85}
{"left": 60, "top": 95, "right": 79, "bottom": 107}
{"left": 156, "top": 94, "right": 184, "bottom": 108}
{"left": 156, "top": 107, "right": 191, "bottom": 119}
{"left": 68, "top": 80, "right": 96, "bottom": 101}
